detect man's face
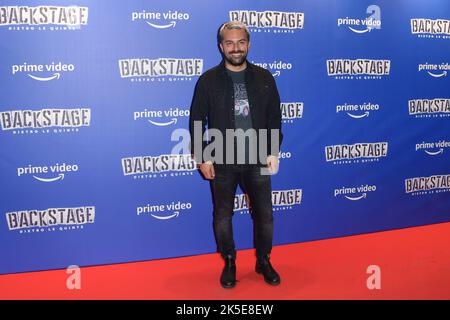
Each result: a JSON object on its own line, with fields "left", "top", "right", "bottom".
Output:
{"left": 220, "top": 28, "right": 250, "bottom": 67}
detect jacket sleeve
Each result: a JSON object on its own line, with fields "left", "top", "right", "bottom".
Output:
{"left": 266, "top": 74, "right": 283, "bottom": 157}
{"left": 189, "top": 76, "right": 209, "bottom": 164}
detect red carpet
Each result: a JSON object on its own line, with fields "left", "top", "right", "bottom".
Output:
{"left": 1, "top": 222, "right": 450, "bottom": 300}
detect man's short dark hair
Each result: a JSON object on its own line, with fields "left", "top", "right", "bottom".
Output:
{"left": 218, "top": 21, "right": 250, "bottom": 43}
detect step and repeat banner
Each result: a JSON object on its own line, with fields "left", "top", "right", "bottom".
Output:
{"left": 1, "top": 0, "right": 449, "bottom": 274}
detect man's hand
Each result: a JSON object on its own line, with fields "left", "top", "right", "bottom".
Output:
{"left": 198, "top": 161, "right": 215, "bottom": 179}
{"left": 267, "top": 155, "right": 279, "bottom": 174}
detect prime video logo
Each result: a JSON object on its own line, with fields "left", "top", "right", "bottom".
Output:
{"left": 415, "top": 140, "right": 450, "bottom": 156}
{"left": 334, "top": 184, "right": 377, "bottom": 201}
{"left": 137, "top": 201, "right": 192, "bottom": 220}
{"left": 418, "top": 62, "right": 449, "bottom": 78}
{"left": 131, "top": 10, "right": 189, "bottom": 29}
{"left": 251, "top": 60, "right": 293, "bottom": 77}
{"left": 336, "top": 102, "right": 380, "bottom": 119}
{"left": 133, "top": 107, "right": 189, "bottom": 127}
{"left": 17, "top": 163, "right": 79, "bottom": 182}
{"left": 337, "top": 5, "right": 381, "bottom": 34}
{"left": 12, "top": 62, "right": 75, "bottom": 81}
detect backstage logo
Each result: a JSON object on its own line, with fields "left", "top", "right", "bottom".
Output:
{"left": 405, "top": 174, "right": 450, "bottom": 196}
{"left": 136, "top": 201, "right": 192, "bottom": 220}
{"left": 234, "top": 189, "right": 302, "bottom": 214}
{"left": 17, "top": 163, "right": 79, "bottom": 182}
{"left": 325, "top": 142, "right": 388, "bottom": 165}
{"left": 0, "top": 108, "right": 91, "bottom": 135}
{"left": 6, "top": 206, "right": 95, "bottom": 234}
{"left": 334, "top": 184, "right": 377, "bottom": 201}
{"left": 11, "top": 62, "right": 75, "bottom": 81}
{"left": 327, "top": 59, "right": 391, "bottom": 80}
{"left": 281, "top": 102, "right": 303, "bottom": 124}
{"left": 415, "top": 140, "right": 450, "bottom": 156}
{"left": 408, "top": 98, "right": 450, "bottom": 118}
{"left": 411, "top": 18, "right": 450, "bottom": 39}
{"left": 418, "top": 62, "right": 449, "bottom": 78}
{"left": 336, "top": 102, "right": 381, "bottom": 119}
{"left": 337, "top": 5, "right": 381, "bottom": 34}
{"left": 251, "top": 60, "right": 293, "bottom": 77}
{"left": 229, "top": 10, "right": 304, "bottom": 34}
{"left": 0, "top": 6, "right": 88, "bottom": 31}
{"left": 131, "top": 9, "right": 189, "bottom": 29}
{"left": 121, "top": 154, "right": 196, "bottom": 180}
{"left": 118, "top": 58, "right": 203, "bottom": 83}
{"left": 133, "top": 107, "right": 189, "bottom": 127}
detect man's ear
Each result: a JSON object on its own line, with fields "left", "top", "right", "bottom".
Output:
{"left": 219, "top": 42, "right": 224, "bottom": 53}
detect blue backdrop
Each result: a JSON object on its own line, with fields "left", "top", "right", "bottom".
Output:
{"left": 1, "top": 0, "right": 449, "bottom": 275}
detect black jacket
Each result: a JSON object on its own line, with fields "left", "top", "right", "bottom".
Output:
{"left": 189, "top": 60, "right": 283, "bottom": 166}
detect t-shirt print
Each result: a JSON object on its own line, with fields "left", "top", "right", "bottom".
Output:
{"left": 234, "top": 83, "right": 250, "bottom": 118}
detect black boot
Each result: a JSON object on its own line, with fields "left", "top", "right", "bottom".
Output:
{"left": 220, "top": 254, "right": 236, "bottom": 288}
{"left": 255, "top": 254, "right": 280, "bottom": 286}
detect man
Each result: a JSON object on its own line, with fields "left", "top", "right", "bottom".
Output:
{"left": 189, "top": 21, "right": 283, "bottom": 288}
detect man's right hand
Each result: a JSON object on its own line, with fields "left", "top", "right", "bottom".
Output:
{"left": 198, "top": 162, "right": 215, "bottom": 180}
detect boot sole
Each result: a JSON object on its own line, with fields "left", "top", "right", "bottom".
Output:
{"left": 221, "top": 282, "right": 236, "bottom": 289}
{"left": 255, "top": 268, "right": 281, "bottom": 286}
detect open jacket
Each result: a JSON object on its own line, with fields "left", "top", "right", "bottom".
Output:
{"left": 189, "top": 60, "right": 283, "bottom": 167}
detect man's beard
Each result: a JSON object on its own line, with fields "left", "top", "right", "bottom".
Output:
{"left": 224, "top": 51, "right": 248, "bottom": 67}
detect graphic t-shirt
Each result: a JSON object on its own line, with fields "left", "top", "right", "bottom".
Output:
{"left": 227, "top": 69, "right": 254, "bottom": 164}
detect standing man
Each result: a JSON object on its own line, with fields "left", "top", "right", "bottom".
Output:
{"left": 189, "top": 21, "right": 283, "bottom": 288}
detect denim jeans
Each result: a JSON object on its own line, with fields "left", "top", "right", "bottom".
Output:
{"left": 210, "top": 164, "right": 273, "bottom": 261}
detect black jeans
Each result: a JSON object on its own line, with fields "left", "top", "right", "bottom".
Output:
{"left": 211, "top": 164, "right": 274, "bottom": 261}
